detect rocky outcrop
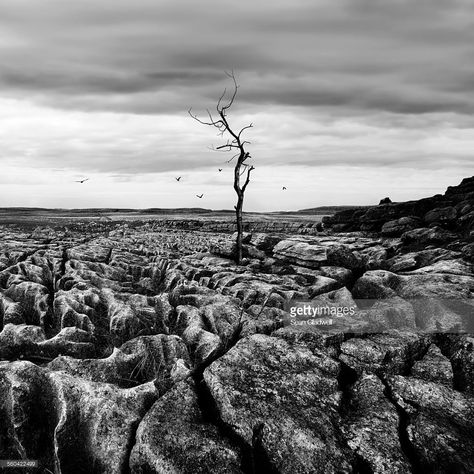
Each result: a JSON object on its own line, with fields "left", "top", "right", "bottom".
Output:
{"left": 381, "top": 217, "right": 421, "bottom": 237}
{"left": 400, "top": 226, "right": 458, "bottom": 247}
{"left": 323, "top": 176, "right": 474, "bottom": 236}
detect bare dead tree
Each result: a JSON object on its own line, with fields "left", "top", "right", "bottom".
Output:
{"left": 189, "top": 71, "right": 254, "bottom": 265}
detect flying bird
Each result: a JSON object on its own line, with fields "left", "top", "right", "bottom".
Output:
{"left": 75, "top": 178, "right": 89, "bottom": 183}
{"left": 218, "top": 168, "right": 222, "bottom": 172}
{"left": 175, "top": 177, "right": 181, "bottom": 181}
{"left": 196, "top": 194, "right": 204, "bottom": 199}
{"left": 282, "top": 186, "right": 287, "bottom": 190}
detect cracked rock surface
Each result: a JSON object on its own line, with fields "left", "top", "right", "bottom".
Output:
{"left": 1, "top": 177, "right": 474, "bottom": 474}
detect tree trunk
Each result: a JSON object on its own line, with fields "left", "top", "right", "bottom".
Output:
{"left": 189, "top": 73, "right": 252, "bottom": 266}
{"left": 235, "top": 194, "right": 243, "bottom": 265}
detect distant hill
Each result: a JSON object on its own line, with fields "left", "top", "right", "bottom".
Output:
{"left": 0, "top": 206, "right": 361, "bottom": 217}
{"left": 0, "top": 207, "right": 215, "bottom": 216}
{"left": 293, "top": 205, "right": 371, "bottom": 215}
{"left": 137, "top": 208, "right": 214, "bottom": 214}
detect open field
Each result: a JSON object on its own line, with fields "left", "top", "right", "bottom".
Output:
{"left": 0, "top": 207, "right": 334, "bottom": 220}
{"left": 0, "top": 207, "right": 330, "bottom": 234}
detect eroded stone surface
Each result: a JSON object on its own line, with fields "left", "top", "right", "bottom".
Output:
{"left": 388, "top": 375, "right": 474, "bottom": 473}
{"left": 130, "top": 380, "right": 243, "bottom": 473}
{"left": 203, "top": 334, "right": 354, "bottom": 473}
{"left": 0, "top": 183, "right": 474, "bottom": 474}
{"left": 342, "top": 374, "right": 411, "bottom": 473}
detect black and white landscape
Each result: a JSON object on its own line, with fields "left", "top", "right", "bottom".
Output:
{"left": 1, "top": 1, "right": 474, "bottom": 473}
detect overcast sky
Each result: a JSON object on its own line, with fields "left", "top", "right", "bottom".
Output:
{"left": 0, "top": 0, "right": 473, "bottom": 211}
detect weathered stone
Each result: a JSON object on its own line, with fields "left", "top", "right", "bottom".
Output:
{"left": 386, "top": 247, "right": 462, "bottom": 273}
{"left": 365, "top": 297, "right": 417, "bottom": 330}
{"left": 49, "top": 371, "right": 156, "bottom": 474}
{"left": 342, "top": 374, "right": 411, "bottom": 473}
{"left": 271, "top": 325, "right": 344, "bottom": 357}
{"left": 387, "top": 375, "right": 474, "bottom": 473}
{"left": 401, "top": 226, "right": 457, "bottom": 247}
{"left": 130, "top": 380, "right": 242, "bottom": 473}
{"left": 340, "top": 331, "right": 430, "bottom": 376}
{"left": 307, "top": 276, "right": 342, "bottom": 297}
{"left": 4, "top": 281, "right": 50, "bottom": 327}
{"left": 173, "top": 305, "right": 222, "bottom": 365}
{"left": 249, "top": 233, "right": 284, "bottom": 252}
{"left": 411, "top": 344, "right": 453, "bottom": 386}
{"left": 449, "top": 336, "right": 474, "bottom": 394}
{"left": 0, "top": 361, "right": 157, "bottom": 474}
{"left": 272, "top": 239, "right": 327, "bottom": 269}
{"left": 48, "top": 334, "right": 190, "bottom": 387}
{"left": 462, "top": 243, "right": 474, "bottom": 261}
{"left": 38, "top": 326, "right": 96, "bottom": 359}
{"left": 424, "top": 206, "right": 457, "bottom": 225}
{"left": 0, "top": 324, "right": 46, "bottom": 359}
{"left": 352, "top": 270, "right": 399, "bottom": 299}
{"left": 231, "top": 231, "right": 252, "bottom": 244}
{"left": 381, "top": 217, "right": 420, "bottom": 237}
{"left": 204, "top": 334, "right": 354, "bottom": 473}
{"left": 354, "top": 269, "right": 474, "bottom": 300}
{"left": 210, "top": 240, "right": 236, "bottom": 259}
{"left": 0, "top": 362, "right": 56, "bottom": 471}
{"left": 326, "top": 245, "right": 362, "bottom": 271}
{"left": 319, "top": 266, "right": 353, "bottom": 286}
{"left": 359, "top": 246, "right": 390, "bottom": 270}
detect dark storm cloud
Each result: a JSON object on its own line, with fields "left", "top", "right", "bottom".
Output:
{"left": 1, "top": 0, "right": 473, "bottom": 117}
{"left": 243, "top": 81, "right": 472, "bottom": 115}
{"left": 0, "top": 69, "right": 223, "bottom": 96}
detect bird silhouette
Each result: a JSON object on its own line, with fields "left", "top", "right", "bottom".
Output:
{"left": 75, "top": 178, "right": 89, "bottom": 183}
{"left": 175, "top": 177, "right": 181, "bottom": 181}
{"left": 282, "top": 186, "right": 287, "bottom": 190}
{"left": 196, "top": 194, "right": 204, "bottom": 199}
{"left": 218, "top": 168, "right": 222, "bottom": 172}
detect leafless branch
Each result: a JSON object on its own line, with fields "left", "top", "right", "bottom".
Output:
{"left": 216, "top": 87, "right": 227, "bottom": 112}
{"left": 226, "top": 152, "right": 240, "bottom": 163}
{"left": 188, "top": 108, "right": 225, "bottom": 129}
{"left": 238, "top": 123, "right": 253, "bottom": 139}
{"left": 220, "top": 70, "right": 238, "bottom": 111}
{"left": 216, "top": 142, "right": 240, "bottom": 150}
{"left": 242, "top": 165, "right": 254, "bottom": 193}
